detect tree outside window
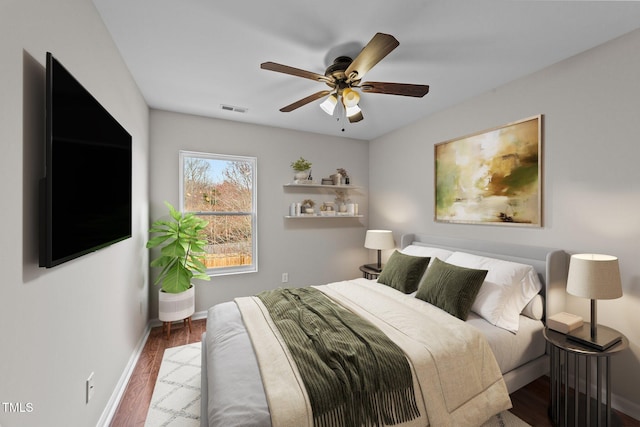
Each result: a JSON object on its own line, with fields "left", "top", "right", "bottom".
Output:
{"left": 179, "top": 151, "right": 257, "bottom": 275}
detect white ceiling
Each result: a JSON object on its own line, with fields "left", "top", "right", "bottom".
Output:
{"left": 92, "top": 0, "right": 640, "bottom": 141}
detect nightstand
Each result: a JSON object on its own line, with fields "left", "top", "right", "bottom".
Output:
{"left": 359, "top": 264, "right": 381, "bottom": 280}
{"left": 544, "top": 324, "right": 628, "bottom": 426}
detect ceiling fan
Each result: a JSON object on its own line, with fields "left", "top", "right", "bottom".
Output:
{"left": 260, "top": 32, "right": 429, "bottom": 123}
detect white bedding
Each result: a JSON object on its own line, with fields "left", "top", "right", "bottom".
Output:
{"left": 335, "top": 279, "right": 545, "bottom": 378}
{"left": 467, "top": 312, "right": 545, "bottom": 375}
{"left": 203, "top": 278, "right": 544, "bottom": 427}
{"left": 205, "top": 300, "right": 269, "bottom": 427}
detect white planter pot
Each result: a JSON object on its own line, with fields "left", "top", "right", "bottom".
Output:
{"left": 158, "top": 285, "right": 195, "bottom": 322}
{"left": 294, "top": 170, "right": 309, "bottom": 180}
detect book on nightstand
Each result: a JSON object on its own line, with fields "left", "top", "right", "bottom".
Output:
{"left": 547, "top": 312, "right": 584, "bottom": 334}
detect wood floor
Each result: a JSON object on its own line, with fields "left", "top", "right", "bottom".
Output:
{"left": 110, "top": 318, "right": 639, "bottom": 426}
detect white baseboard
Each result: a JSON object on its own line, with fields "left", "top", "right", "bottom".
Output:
{"left": 612, "top": 393, "right": 640, "bottom": 422}
{"left": 97, "top": 323, "right": 151, "bottom": 427}
{"left": 193, "top": 309, "right": 208, "bottom": 320}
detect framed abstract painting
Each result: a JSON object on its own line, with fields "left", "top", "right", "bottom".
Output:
{"left": 435, "top": 115, "right": 542, "bottom": 226}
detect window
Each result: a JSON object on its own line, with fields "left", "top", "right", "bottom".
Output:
{"left": 179, "top": 151, "right": 257, "bottom": 275}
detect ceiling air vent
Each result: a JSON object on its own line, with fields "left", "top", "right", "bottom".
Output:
{"left": 220, "top": 104, "right": 248, "bottom": 113}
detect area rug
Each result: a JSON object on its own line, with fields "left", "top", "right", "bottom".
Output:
{"left": 145, "top": 342, "right": 530, "bottom": 426}
{"left": 145, "top": 342, "right": 202, "bottom": 427}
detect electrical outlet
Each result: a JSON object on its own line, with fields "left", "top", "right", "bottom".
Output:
{"left": 282, "top": 273, "right": 288, "bottom": 283}
{"left": 86, "top": 372, "right": 95, "bottom": 403}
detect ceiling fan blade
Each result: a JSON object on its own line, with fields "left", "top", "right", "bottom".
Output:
{"left": 345, "top": 33, "right": 399, "bottom": 82}
{"left": 280, "top": 90, "right": 332, "bottom": 112}
{"left": 348, "top": 111, "right": 364, "bottom": 123}
{"left": 360, "top": 81, "right": 430, "bottom": 97}
{"left": 261, "top": 62, "right": 330, "bottom": 83}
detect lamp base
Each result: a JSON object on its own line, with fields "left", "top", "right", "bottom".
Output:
{"left": 567, "top": 324, "right": 621, "bottom": 351}
{"left": 363, "top": 263, "right": 383, "bottom": 272}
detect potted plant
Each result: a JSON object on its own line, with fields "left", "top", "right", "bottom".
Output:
{"left": 291, "top": 157, "right": 312, "bottom": 180}
{"left": 301, "top": 199, "right": 316, "bottom": 214}
{"left": 336, "top": 168, "right": 349, "bottom": 185}
{"left": 147, "top": 202, "right": 210, "bottom": 333}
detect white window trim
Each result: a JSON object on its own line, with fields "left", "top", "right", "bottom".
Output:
{"left": 179, "top": 150, "right": 258, "bottom": 276}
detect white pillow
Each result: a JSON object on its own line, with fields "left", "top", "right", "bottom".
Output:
{"left": 445, "top": 251, "right": 542, "bottom": 333}
{"left": 400, "top": 246, "right": 454, "bottom": 285}
{"left": 400, "top": 245, "right": 453, "bottom": 266}
{"left": 521, "top": 294, "right": 544, "bottom": 320}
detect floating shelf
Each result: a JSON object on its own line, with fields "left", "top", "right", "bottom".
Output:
{"left": 283, "top": 183, "right": 361, "bottom": 190}
{"left": 285, "top": 214, "right": 363, "bottom": 219}
{"left": 283, "top": 182, "right": 364, "bottom": 222}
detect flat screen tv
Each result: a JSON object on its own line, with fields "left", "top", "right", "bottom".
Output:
{"left": 40, "top": 52, "right": 132, "bottom": 268}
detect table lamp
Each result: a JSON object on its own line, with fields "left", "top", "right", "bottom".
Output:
{"left": 566, "top": 253, "right": 623, "bottom": 350}
{"left": 364, "top": 230, "right": 395, "bottom": 272}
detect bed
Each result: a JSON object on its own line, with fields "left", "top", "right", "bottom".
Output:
{"left": 200, "top": 234, "right": 568, "bottom": 427}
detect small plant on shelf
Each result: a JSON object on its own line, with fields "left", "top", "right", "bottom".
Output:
{"left": 336, "top": 168, "right": 350, "bottom": 184}
{"left": 336, "top": 168, "right": 349, "bottom": 178}
{"left": 301, "top": 199, "right": 316, "bottom": 209}
{"left": 334, "top": 190, "right": 347, "bottom": 205}
{"left": 291, "top": 157, "right": 312, "bottom": 172}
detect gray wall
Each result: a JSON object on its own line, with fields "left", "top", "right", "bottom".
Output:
{"left": 149, "top": 110, "right": 370, "bottom": 316}
{"left": 369, "top": 29, "right": 640, "bottom": 418}
{"left": 0, "top": 1, "right": 149, "bottom": 426}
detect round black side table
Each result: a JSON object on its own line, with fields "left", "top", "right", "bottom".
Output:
{"left": 544, "top": 324, "right": 628, "bottom": 426}
{"left": 359, "top": 265, "right": 381, "bottom": 280}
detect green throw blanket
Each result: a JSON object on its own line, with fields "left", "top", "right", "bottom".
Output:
{"left": 257, "top": 287, "right": 420, "bottom": 427}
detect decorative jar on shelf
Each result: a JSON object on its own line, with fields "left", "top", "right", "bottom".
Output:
{"left": 322, "top": 201, "right": 335, "bottom": 212}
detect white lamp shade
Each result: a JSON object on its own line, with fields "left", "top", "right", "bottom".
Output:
{"left": 364, "top": 230, "right": 395, "bottom": 250}
{"left": 566, "top": 254, "right": 622, "bottom": 300}
{"left": 342, "top": 88, "right": 360, "bottom": 107}
{"left": 345, "top": 104, "right": 361, "bottom": 118}
{"left": 320, "top": 94, "right": 337, "bottom": 115}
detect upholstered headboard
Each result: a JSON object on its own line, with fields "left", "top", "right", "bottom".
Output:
{"left": 400, "top": 234, "right": 568, "bottom": 320}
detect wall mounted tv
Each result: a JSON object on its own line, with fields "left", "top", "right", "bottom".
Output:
{"left": 39, "top": 52, "right": 132, "bottom": 268}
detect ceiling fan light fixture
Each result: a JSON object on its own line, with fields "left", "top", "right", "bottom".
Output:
{"left": 320, "top": 94, "right": 338, "bottom": 115}
{"left": 345, "top": 104, "right": 362, "bottom": 118}
{"left": 261, "top": 33, "right": 430, "bottom": 124}
{"left": 342, "top": 88, "right": 360, "bottom": 107}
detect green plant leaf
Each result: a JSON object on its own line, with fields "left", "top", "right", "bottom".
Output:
{"left": 192, "top": 272, "right": 211, "bottom": 281}
{"left": 189, "top": 242, "right": 207, "bottom": 254}
{"left": 189, "top": 257, "right": 207, "bottom": 273}
{"left": 150, "top": 255, "right": 173, "bottom": 268}
{"left": 160, "top": 240, "right": 187, "bottom": 258}
{"left": 161, "top": 262, "right": 192, "bottom": 293}
{"left": 291, "top": 157, "right": 312, "bottom": 171}
{"left": 147, "top": 201, "right": 211, "bottom": 290}
{"left": 146, "top": 234, "right": 173, "bottom": 249}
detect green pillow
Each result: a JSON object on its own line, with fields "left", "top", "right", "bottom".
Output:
{"left": 377, "top": 250, "right": 430, "bottom": 294}
{"left": 415, "top": 258, "right": 487, "bottom": 320}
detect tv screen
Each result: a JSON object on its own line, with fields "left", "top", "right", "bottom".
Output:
{"left": 40, "top": 53, "right": 132, "bottom": 268}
